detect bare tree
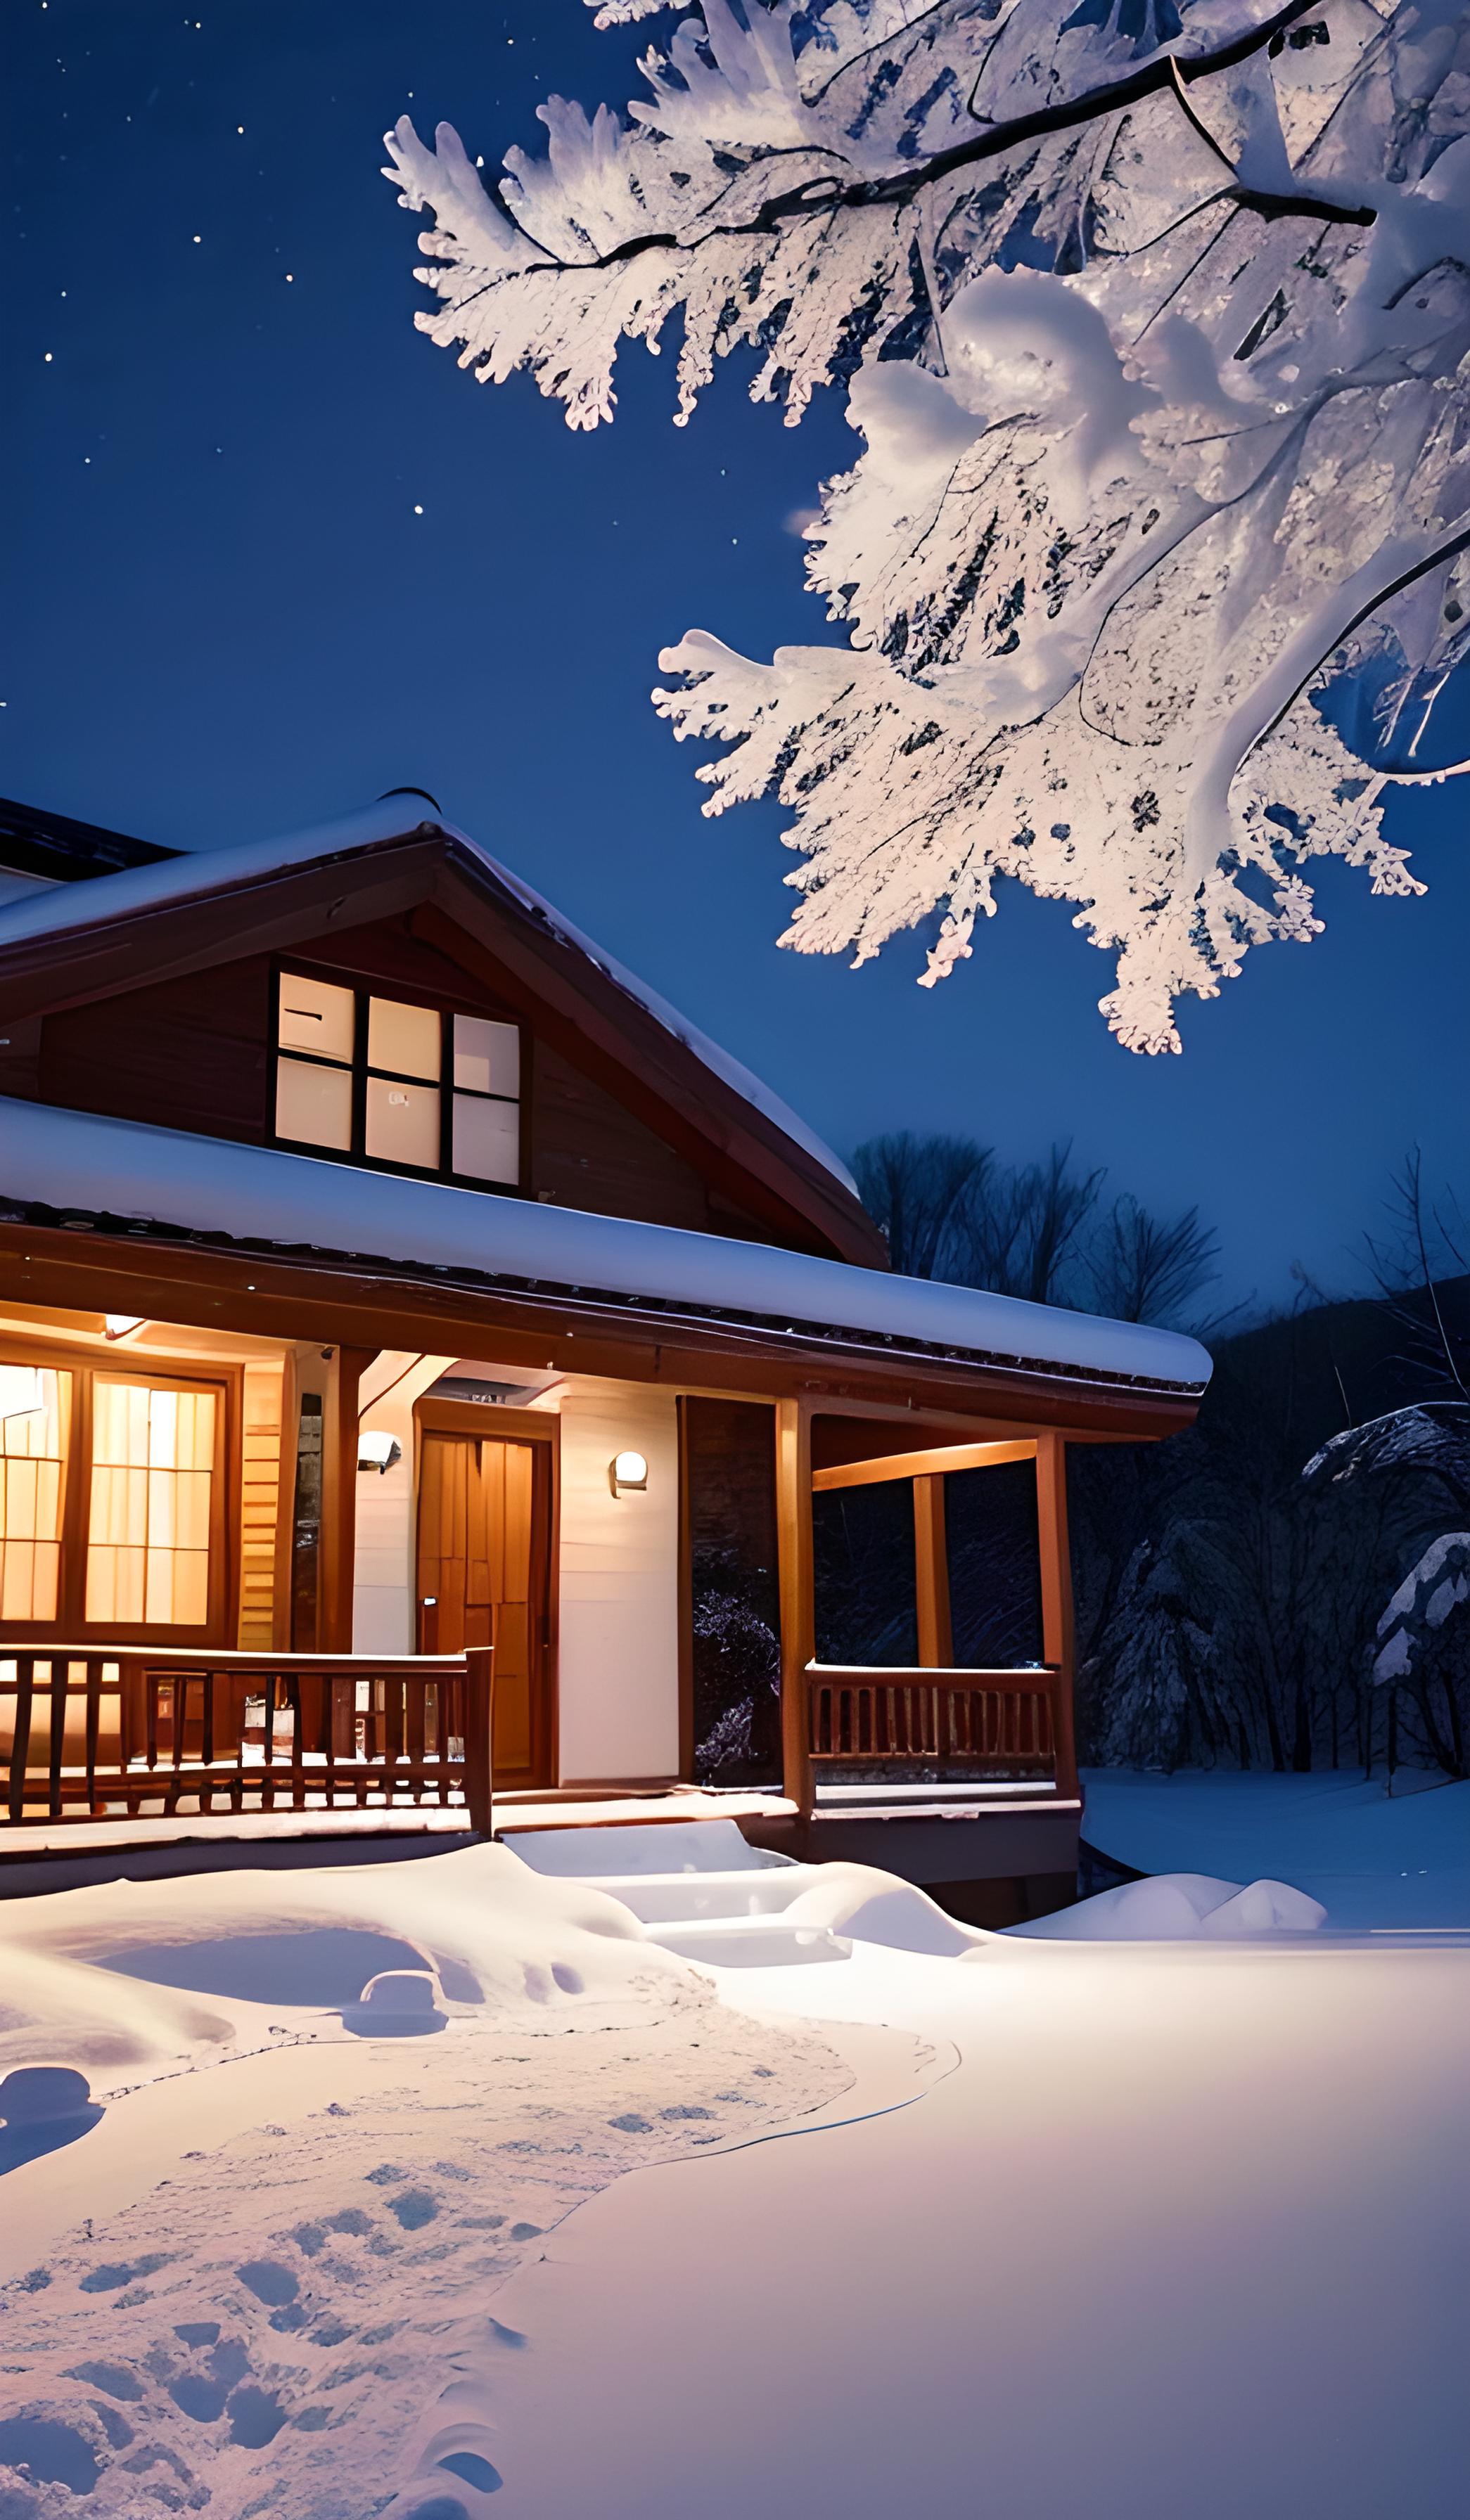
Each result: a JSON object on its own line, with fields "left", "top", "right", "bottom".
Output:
{"left": 1362, "top": 1150, "right": 1470, "bottom": 1401}
{"left": 1087, "top": 1195, "right": 1220, "bottom": 1328}
{"left": 850, "top": 1131, "right": 990, "bottom": 1280}
{"left": 965, "top": 1143, "right": 1104, "bottom": 1308}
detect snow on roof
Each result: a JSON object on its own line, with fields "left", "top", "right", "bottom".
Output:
{"left": 0, "top": 1099, "right": 1212, "bottom": 1393}
{"left": 0, "top": 798, "right": 858, "bottom": 1197}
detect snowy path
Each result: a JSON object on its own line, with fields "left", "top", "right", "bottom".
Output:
{"left": 478, "top": 1934, "right": 1468, "bottom": 2520}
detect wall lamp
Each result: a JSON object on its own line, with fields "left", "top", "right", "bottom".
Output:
{"left": 358, "top": 1429, "right": 402, "bottom": 1474}
{"left": 609, "top": 1448, "right": 648, "bottom": 1497}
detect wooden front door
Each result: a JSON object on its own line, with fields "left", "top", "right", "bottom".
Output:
{"left": 416, "top": 1432, "right": 552, "bottom": 1787}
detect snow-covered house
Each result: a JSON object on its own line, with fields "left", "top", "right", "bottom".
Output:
{"left": 0, "top": 796, "right": 1210, "bottom": 1916}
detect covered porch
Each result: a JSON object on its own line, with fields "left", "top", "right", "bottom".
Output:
{"left": 0, "top": 1113, "right": 1206, "bottom": 1901}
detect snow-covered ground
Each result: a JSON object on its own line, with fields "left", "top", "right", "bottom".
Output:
{"left": 444, "top": 1929, "right": 1468, "bottom": 2520}
{"left": 0, "top": 1849, "right": 850, "bottom": 2516}
{"left": 2, "top": 1836, "right": 1466, "bottom": 2519}
{"left": 1081, "top": 1766, "right": 1470, "bottom": 1928}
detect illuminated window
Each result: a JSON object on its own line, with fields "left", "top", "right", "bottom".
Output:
{"left": 86, "top": 1381, "right": 217, "bottom": 1628}
{"left": 452, "top": 1015, "right": 520, "bottom": 1185}
{"left": 272, "top": 971, "right": 523, "bottom": 1188}
{"left": 0, "top": 1368, "right": 71, "bottom": 1621}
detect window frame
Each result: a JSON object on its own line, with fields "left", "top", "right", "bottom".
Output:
{"left": 0, "top": 1335, "right": 235, "bottom": 1645}
{"left": 269, "top": 959, "right": 530, "bottom": 1196}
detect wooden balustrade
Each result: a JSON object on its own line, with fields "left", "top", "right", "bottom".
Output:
{"left": 1, "top": 1646, "right": 494, "bottom": 1834}
{"left": 807, "top": 1663, "right": 1061, "bottom": 1783}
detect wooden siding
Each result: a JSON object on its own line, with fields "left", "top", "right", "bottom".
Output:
{"left": 23, "top": 915, "right": 785, "bottom": 1246}
{"left": 38, "top": 958, "right": 271, "bottom": 1144}
{"left": 238, "top": 1359, "right": 286, "bottom": 1650}
{"left": 530, "top": 1037, "right": 762, "bottom": 1236}
{"left": 0, "top": 828, "right": 888, "bottom": 1269}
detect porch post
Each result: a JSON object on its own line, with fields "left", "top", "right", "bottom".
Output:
{"left": 1035, "top": 1431, "right": 1080, "bottom": 1800}
{"left": 319, "top": 1345, "right": 373, "bottom": 1652}
{"left": 774, "top": 1397, "right": 814, "bottom": 1821}
{"left": 464, "top": 1643, "right": 494, "bottom": 1838}
{"left": 912, "top": 1474, "right": 954, "bottom": 1669}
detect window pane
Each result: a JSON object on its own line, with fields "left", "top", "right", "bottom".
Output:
{"left": 87, "top": 1383, "right": 216, "bottom": 1630}
{"left": 0, "top": 1368, "right": 70, "bottom": 1621}
{"left": 277, "top": 972, "right": 355, "bottom": 1062}
{"left": 453, "top": 1092, "right": 520, "bottom": 1184}
{"left": 276, "top": 1055, "right": 354, "bottom": 1150}
{"left": 369, "top": 996, "right": 441, "bottom": 1081}
{"left": 365, "top": 1075, "right": 440, "bottom": 1169}
{"left": 453, "top": 1014, "right": 520, "bottom": 1099}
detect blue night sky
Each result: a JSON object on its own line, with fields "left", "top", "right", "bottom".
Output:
{"left": 6, "top": 0, "right": 1467, "bottom": 1311}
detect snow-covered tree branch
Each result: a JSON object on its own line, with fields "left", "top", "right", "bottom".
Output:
{"left": 386, "top": 0, "right": 1470, "bottom": 1050}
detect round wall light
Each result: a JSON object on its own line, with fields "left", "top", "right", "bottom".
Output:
{"left": 358, "top": 1429, "right": 402, "bottom": 1474}
{"left": 609, "top": 1448, "right": 648, "bottom": 1496}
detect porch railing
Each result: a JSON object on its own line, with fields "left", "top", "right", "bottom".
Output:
{"left": 1, "top": 1647, "right": 494, "bottom": 1834}
{"left": 807, "top": 1663, "right": 1068, "bottom": 1790}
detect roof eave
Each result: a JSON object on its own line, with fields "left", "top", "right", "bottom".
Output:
{"left": 0, "top": 1204, "right": 1207, "bottom": 1437}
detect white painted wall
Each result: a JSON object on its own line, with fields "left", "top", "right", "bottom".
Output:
{"left": 351, "top": 1352, "right": 456, "bottom": 1653}
{"left": 351, "top": 1358, "right": 682, "bottom": 1781}
{"left": 555, "top": 1380, "right": 680, "bottom": 1784}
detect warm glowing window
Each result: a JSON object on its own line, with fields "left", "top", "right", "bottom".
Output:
{"left": 86, "top": 1381, "right": 217, "bottom": 1628}
{"left": 273, "top": 971, "right": 523, "bottom": 1187}
{"left": 0, "top": 1368, "right": 70, "bottom": 1621}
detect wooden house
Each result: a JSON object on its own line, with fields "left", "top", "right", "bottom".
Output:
{"left": 0, "top": 795, "right": 1210, "bottom": 1917}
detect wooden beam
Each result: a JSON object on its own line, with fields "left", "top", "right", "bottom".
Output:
{"left": 675, "top": 1396, "right": 695, "bottom": 1786}
{"left": 912, "top": 1474, "right": 953, "bottom": 1670}
{"left": 774, "top": 1397, "right": 814, "bottom": 1821}
{"left": 1035, "top": 1430, "right": 1079, "bottom": 1801}
{"left": 812, "top": 1437, "right": 1038, "bottom": 1491}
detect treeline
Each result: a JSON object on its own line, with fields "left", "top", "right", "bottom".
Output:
{"left": 852, "top": 1131, "right": 1222, "bottom": 1325}
{"left": 855, "top": 1139, "right": 1470, "bottom": 1778}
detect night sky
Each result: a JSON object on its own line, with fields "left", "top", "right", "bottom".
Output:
{"left": 7, "top": 0, "right": 1467, "bottom": 1311}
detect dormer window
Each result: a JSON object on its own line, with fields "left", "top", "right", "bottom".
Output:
{"left": 272, "top": 969, "right": 523, "bottom": 1188}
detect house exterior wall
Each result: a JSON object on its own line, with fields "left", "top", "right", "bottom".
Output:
{"left": 18, "top": 920, "right": 791, "bottom": 1248}
{"left": 350, "top": 1351, "right": 457, "bottom": 1654}
{"left": 346, "top": 1363, "right": 682, "bottom": 1783}
{"left": 554, "top": 1380, "right": 681, "bottom": 1785}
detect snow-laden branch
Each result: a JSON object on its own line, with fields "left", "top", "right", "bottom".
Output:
{"left": 386, "top": 0, "right": 1470, "bottom": 1050}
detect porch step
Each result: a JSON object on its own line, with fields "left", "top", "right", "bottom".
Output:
{"left": 649, "top": 1915, "right": 851, "bottom": 1968}
{"left": 814, "top": 1780, "right": 1058, "bottom": 1811}
{"left": 570, "top": 1869, "right": 809, "bottom": 1924}
{"left": 499, "top": 1817, "right": 793, "bottom": 1879}
{"left": 501, "top": 1818, "right": 842, "bottom": 1970}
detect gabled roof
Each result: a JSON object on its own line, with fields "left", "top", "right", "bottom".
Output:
{"left": 0, "top": 795, "right": 179, "bottom": 886}
{"left": 0, "top": 798, "right": 883, "bottom": 1269}
{"left": 0, "top": 1099, "right": 1213, "bottom": 1403}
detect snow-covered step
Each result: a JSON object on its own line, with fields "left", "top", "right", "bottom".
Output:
{"left": 500, "top": 1816, "right": 985, "bottom": 1965}
{"left": 646, "top": 1915, "right": 852, "bottom": 1969}
{"left": 499, "top": 1817, "right": 795, "bottom": 1878}
{"left": 499, "top": 1818, "right": 852, "bottom": 1967}
{"left": 580, "top": 1870, "right": 812, "bottom": 1925}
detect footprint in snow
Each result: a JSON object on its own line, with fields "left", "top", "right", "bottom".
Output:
{"left": 0, "top": 2415, "right": 101, "bottom": 2497}
{"left": 438, "top": 2447, "right": 504, "bottom": 2492}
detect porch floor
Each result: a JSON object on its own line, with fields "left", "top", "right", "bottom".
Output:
{"left": 0, "top": 1785, "right": 798, "bottom": 1866}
